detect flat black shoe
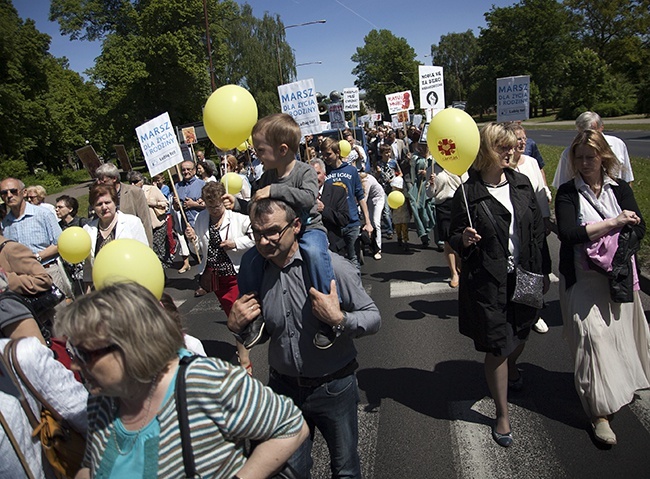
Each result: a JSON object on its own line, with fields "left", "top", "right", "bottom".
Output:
{"left": 492, "top": 427, "right": 513, "bottom": 447}
{"left": 508, "top": 370, "right": 524, "bottom": 391}
{"left": 239, "top": 317, "right": 267, "bottom": 349}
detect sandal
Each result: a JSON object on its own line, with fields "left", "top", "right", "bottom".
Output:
{"left": 178, "top": 265, "right": 191, "bottom": 274}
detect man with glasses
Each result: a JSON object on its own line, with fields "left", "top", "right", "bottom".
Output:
{"left": 94, "top": 163, "right": 153, "bottom": 247}
{"left": 0, "top": 177, "right": 72, "bottom": 302}
{"left": 228, "top": 197, "right": 381, "bottom": 479}
{"left": 173, "top": 160, "right": 205, "bottom": 273}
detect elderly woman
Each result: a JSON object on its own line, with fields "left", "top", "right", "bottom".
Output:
{"left": 555, "top": 130, "right": 649, "bottom": 445}
{"left": 25, "top": 185, "right": 57, "bottom": 218}
{"left": 56, "top": 282, "right": 307, "bottom": 478}
{"left": 449, "top": 122, "right": 549, "bottom": 447}
{"left": 184, "top": 182, "right": 255, "bottom": 372}
{"left": 83, "top": 184, "right": 149, "bottom": 268}
{"left": 197, "top": 160, "right": 218, "bottom": 183}
{"left": 126, "top": 171, "right": 173, "bottom": 268}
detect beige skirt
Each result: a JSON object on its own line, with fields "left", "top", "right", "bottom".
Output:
{"left": 560, "top": 264, "right": 650, "bottom": 417}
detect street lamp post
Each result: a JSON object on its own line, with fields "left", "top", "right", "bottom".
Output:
{"left": 277, "top": 19, "right": 326, "bottom": 84}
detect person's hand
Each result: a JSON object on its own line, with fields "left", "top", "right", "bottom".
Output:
{"left": 183, "top": 197, "right": 196, "bottom": 209}
{"left": 173, "top": 197, "right": 181, "bottom": 210}
{"left": 185, "top": 226, "right": 196, "bottom": 242}
{"left": 418, "top": 169, "right": 427, "bottom": 178}
{"left": 227, "top": 293, "right": 261, "bottom": 334}
{"left": 462, "top": 227, "right": 481, "bottom": 248}
{"left": 220, "top": 239, "right": 235, "bottom": 250}
{"left": 362, "top": 222, "right": 374, "bottom": 234}
{"left": 612, "top": 209, "right": 641, "bottom": 228}
{"left": 309, "top": 280, "right": 344, "bottom": 327}
{"left": 316, "top": 198, "right": 325, "bottom": 212}
{"left": 254, "top": 185, "right": 271, "bottom": 201}
{"left": 428, "top": 173, "right": 436, "bottom": 185}
{"left": 222, "top": 194, "right": 236, "bottom": 210}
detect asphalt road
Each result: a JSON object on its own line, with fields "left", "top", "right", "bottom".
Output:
{"left": 524, "top": 129, "right": 650, "bottom": 159}
{"left": 164, "top": 232, "right": 650, "bottom": 479}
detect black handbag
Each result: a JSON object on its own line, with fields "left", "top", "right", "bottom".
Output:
{"left": 21, "top": 284, "right": 65, "bottom": 314}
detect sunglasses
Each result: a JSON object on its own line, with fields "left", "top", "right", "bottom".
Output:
{"left": 66, "top": 340, "right": 119, "bottom": 366}
{"left": 0, "top": 188, "right": 20, "bottom": 196}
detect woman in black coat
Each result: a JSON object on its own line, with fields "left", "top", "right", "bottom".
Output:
{"left": 449, "top": 122, "right": 549, "bottom": 447}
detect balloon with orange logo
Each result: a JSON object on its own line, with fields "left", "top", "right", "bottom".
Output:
{"left": 427, "top": 109, "right": 480, "bottom": 176}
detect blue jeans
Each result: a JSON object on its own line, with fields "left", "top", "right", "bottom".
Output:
{"left": 381, "top": 200, "right": 394, "bottom": 236}
{"left": 269, "top": 372, "right": 361, "bottom": 479}
{"left": 238, "top": 229, "right": 334, "bottom": 296}
{"left": 341, "top": 225, "right": 360, "bottom": 269}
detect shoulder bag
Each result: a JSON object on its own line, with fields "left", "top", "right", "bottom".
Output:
{"left": 480, "top": 201, "right": 544, "bottom": 309}
{"left": 4, "top": 339, "right": 86, "bottom": 479}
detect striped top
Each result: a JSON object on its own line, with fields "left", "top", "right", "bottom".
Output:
{"left": 83, "top": 356, "right": 304, "bottom": 478}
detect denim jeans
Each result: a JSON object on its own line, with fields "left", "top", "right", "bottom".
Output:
{"left": 341, "top": 225, "right": 361, "bottom": 269}
{"left": 381, "top": 200, "right": 394, "bottom": 236}
{"left": 268, "top": 372, "right": 361, "bottom": 479}
{"left": 238, "top": 229, "right": 335, "bottom": 296}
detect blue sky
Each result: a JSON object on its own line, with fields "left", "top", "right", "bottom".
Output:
{"left": 13, "top": 0, "right": 518, "bottom": 96}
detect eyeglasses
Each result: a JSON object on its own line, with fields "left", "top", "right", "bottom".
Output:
{"left": 0, "top": 188, "right": 19, "bottom": 196}
{"left": 252, "top": 220, "right": 295, "bottom": 243}
{"left": 66, "top": 340, "right": 119, "bottom": 366}
{"left": 516, "top": 137, "right": 527, "bottom": 142}
{"left": 26, "top": 195, "right": 38, "bottom": 200}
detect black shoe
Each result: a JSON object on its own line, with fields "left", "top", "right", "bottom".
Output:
{"left": 238, "top": 317, "right": 267, "bottom": 349}
{"left": 492, "top": 427, "right": 513, "bottom": 447}
{"left": 313, "top": 326, "right": 337, "bottom": 350}
{"left": 508, "top": 370, "right": 524, "bottom": 391}
{"left": 397, "top": 238, "right": 403, "bottom": 246}
{"left": 420, "top": 236, "right": 430, "bottom": 248}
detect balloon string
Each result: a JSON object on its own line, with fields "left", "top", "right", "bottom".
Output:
{"left": 461, "top": 182, "right": 473, "bottom": 229}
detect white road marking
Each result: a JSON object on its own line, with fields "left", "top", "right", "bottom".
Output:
{"left": 311, "top": 404, "right": 379, "bottom": 479}
{"left": 390, "top": 279, "right": 457, "bottom": 298}
{"left": 450, "top": 397, "right": 567, "bottom": 479}
{"left": 173, "top": 299, "right": 186, "bottom": 308}
{"left": 629, "top": 390, "right": 650, "bottom": 434}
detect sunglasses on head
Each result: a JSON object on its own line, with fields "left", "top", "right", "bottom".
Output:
{"left": 66, "top": 340, "right": 119, "bottom": 366}
{"left": 0, "top": 188, "right": 20, "bottom": 196}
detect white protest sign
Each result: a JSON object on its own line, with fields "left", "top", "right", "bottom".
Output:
{"left": 278, "top": 78, "right": 322, "bottom": 135}
{"left": 419, "top": 65, "right": 445, "bottom": 111}
{"left": 343, "top": 87, "right": 360, "bottom": 112}
{"left": 371, "top": 113, "right": 383, "bottom": 123}
{"left": 328, "top": 103, "right": 346, "bottom": 129}
{"left": 136, "top": 112, "right": 184, "bottom": 177}
{"left": 385, "top": 90, "right": 414, "bottom": 115}
{"left": 496, "top": 75, "right": 530, "bottom": 122}
{"left": 412, "top": 114, "right": 423, "bottom": 127}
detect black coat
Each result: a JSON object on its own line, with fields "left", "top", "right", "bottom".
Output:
{"left": 320, "top": 182, "right": 350, "bottom": 255}
{"left": 555, "top": 178, "right": 645, "bottom": 294}
{"left": 449, "top": 168, "right": 548, "bottom": 351}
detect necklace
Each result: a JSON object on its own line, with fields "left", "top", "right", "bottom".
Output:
{"left": 112, "top": 373, "right": 160, "bottom": 456}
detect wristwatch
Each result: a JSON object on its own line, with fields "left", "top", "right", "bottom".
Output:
{"left": 35, "top": 253, "right": 42, "bottom": 263}
{"left": 332, "top": 312, "right": 347, "bottom": 337}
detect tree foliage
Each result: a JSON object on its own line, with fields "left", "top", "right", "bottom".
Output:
{"left": 429, "top": 30, "right": 478, "bottom": 103}
{"left": 351, "top": 29, "right": 420, "bottom": 117}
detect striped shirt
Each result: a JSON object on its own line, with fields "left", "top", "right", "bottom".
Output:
{"left": 84, "top": 357, "right": 304, "bottom": 478}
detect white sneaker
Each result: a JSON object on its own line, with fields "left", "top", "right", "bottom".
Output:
{"left": 532, "top": 318, "right": 549, "bottom": 334}
{"left": 373, "top": 252, "right": 382, "bottom": 260}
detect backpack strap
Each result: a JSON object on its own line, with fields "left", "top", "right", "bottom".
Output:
{"left": 175, "top": 355, "right": 200, "bottom": 479}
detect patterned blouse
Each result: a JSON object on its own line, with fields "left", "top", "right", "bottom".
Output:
{"left": 206, "top": 222, "right": 236, "bottom": 277}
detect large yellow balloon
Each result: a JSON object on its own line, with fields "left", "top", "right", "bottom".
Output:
{"left": 58, "top": 226, "right": 91, "bottom": 264}
{"left": 221, "top": 172, "right": 243, "bottom": 195}
{"left": 339, "top": 140, "right": 352, "bottom": 158}
{"left": 203, "top": 85, "right": 258, "bottom": 150}
{"left": 387, "top": 191, "right": 405, "bottom": 209}
{"left": 236, "top": 141, "right": 248, "bottom": 152}
{"left": 427, "top": 108, "right": 480, "bottom": 176}
{"left": 92, "top": 239, "right": 164, "bottom": 299}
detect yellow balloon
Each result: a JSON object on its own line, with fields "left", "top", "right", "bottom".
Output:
{"left": 92, "top": 239, "right": 164, "bottom": 299}
{"left": 221, "top": 172, "right": 243, "bottom": 195}
{"left": 58, "top": 226, "right": 91, "bottom": 264}
{"left": 387, "top": 191, "right": 405, "bottom": 209}
{"left": 236, "top": 141, "right": 248, "bottom": 152}
{"left": 339, "top": 140, "right": 352, "bottom": 158}
{"left": 203, "top": 85, "right": 258, "bottom": 150}
{"left": 427, "top": 108, "right": 480, "bottom": 176}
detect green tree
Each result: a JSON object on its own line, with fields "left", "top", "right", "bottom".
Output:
{"left": 477, "top": 0, "right": 577, "bottom": 115}
{"left": 429, "top": 30, "right": 478, "bottom": 103}
{"left": 351, "top": 29, "right": 420, "bottom": 117}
